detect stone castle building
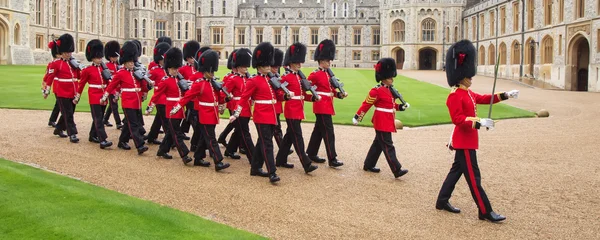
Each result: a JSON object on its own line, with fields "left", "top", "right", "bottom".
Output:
{"left": 0, "top": 0, "right": 597, "bottom": 91}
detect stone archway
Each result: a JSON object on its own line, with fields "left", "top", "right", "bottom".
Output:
{"left": 567, "top": 34, "right": 590, "bottom": 91}
{"left": 0, "top": 17, "right": 8, "bottom": 64}
{"left": 418, "top": 47, "right": 437, "bottom": 70}
{"left": 392, "top": 47, "right": 405, "bottom": 69}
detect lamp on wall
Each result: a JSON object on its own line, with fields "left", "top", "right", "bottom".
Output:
{"left": 529, "top": 39, "right": 539, "bottom": 48}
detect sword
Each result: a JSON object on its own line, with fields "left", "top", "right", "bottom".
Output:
{"left": 486, "top": 53, "right": 502, "bottom": 130}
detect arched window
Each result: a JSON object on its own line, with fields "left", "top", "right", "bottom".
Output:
{"left": 186, "top": 1, "right": 189, "bottom": 11}
{"left": 177, "top": 22, "right": 181, "bottom": 39}
{"left": 479, "top": 46, "right": 486, "bottom": 65}
{"left": 13, "top": 24, "right": 20, "bottom": 45}
{"left": 542, "top": 36, "right": 553, "bottom": 64}
{"left": 499, "top": 42, "right": 507, "bottom": 65}
{"left": 178, "top": 0, "right": 181, "bottom": 11}
{"left": 210, "top": 0, "right": 214, "bottom": 14}
{"left": 343, "top": 2, "right": 348, "bottom": 18}
{"left": 298, "top": 11, "right": 302, "bottom": 19}
{"left": 511, "top": 41, "right": 520, "bottom": 64}
{"left": 359, "top": 12, "right": 364, "bottom": 18}
{"left": 454, "top": 26, "right": 458, "bottom": 42}
{"left": 488, "top": 44, "right": 496, "bottom": 65}
{"left": 143, "top": 0, "right": 145, "bottom": 7}
{"left": 142, "top": 19, "right": 146, "bottom": 38}
{"left": 525, "top": 38, "right": 534, "bottom": 65}
{"left": 332, "top": 2, "right": 337, "bottom": 17}
{"left": 392, "top": 20, "right": 405, "bottom": 42}
{"left": 185, "top": 22, "right": 189, "bottom": 39}
{"left": 282, "top": 13, "right": 285, "bottom": 19}
{"left": 421, "top": 18, "right": 436, "bottom": 42}
{"left": 445, "top": 26, "right": 449, "bottom": 41}
{"left": 134, "top": 19, "right": 138, "bottom": 38}
{"left": 544, "top": 0, "right": 552, "bottom": 25}
{"left": 51, "top": 0, "right": 58, "bottom": 28}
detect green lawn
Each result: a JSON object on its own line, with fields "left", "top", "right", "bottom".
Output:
{"left": 0, "top": 158, "right": 265, "bottom": 240}
{"left": 0, "top": 65, "right": 534, "bottom": 127}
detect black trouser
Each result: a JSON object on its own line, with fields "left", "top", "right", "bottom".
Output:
{"left": 273, "top": 114, "right": 284, "bottom": 148}
{"left": 89, "top": 104, "right": 108, "bottom": 142}
{"left": 49, "top": 99, "right": 60, "bottom": 123}
{"left": 197, "top": 124, "right": 224, "bottom": 163}
{"left": 138, "top": 109, "right": 146, "bottom": 135}
{"left": 181, "top": 102, "right": 194, "bottom": 133}
{"left": 120, "top": 108, "right": 145, "bottom": 148}
{"left": 226, "top": 117, "right": 254, "bottom": 162}
{"left": 147, "top": 104, "right": 164, "bottom": 141}
{"left": 189, "top": 109, "right": 201, "bottom": 148}
{"left": 160, "top": 118, "right": 189, "bottom": 158}
{"left": 217, "top": 110, "right": 236, "bottom": 143}
{"left": 306, "top": 114, "right": 337, "bottom": 161}
{"left": 103, "top": 94, "right": 122, "bottom": 125}
{"left": 437, "top": 149, "right": 493, "bottom": 215}
{"left": 364, "top": 131, "right": 402, "bottom": 173}
{"left": 56, "top": 97, "right": 78, "bottom": 135}
{"left": 252, "top": 123, "right": 276, "bottom": 174}
{"left": 276, "top": 119, "right": 312, "bottom": 168}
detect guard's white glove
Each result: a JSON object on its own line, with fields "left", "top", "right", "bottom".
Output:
{"left": 170, "top": 104, "right": 182, "bottom": 116}
{"left": 141, "top": 93, "right": 148, "bottom": 102}
{"left": 100, "top": 93, "right": 109, "bottom": 104}
{"left": 218, "top": 104, "right": 226, "bottom": 115}
{"left": 145, "top": 105, "right": 154, "bottom": 115}
{"left": 73, "top": 93, "right": 81, "bottom": 104}
{"left": 401, "top": 102, "right": 410, "bottom": 110}
{"left": 113, "top": 92, "right": 120, "bottom": 102}
{"left": 506, "top": 90, "right": 520, "bottom": 99}
{"left": 479, "top": 118, "right": 495, "bottom": 128}
{"left": 352, "top": 117, "right": 359, "bottom": 125}
{"left": 229, "top": 116, "right": 237, "bottom": 123}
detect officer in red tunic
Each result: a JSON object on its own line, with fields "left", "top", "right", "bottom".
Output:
{"left": 352, "top": 58, "right": 409, "bottom": 178}
{"left": 230, "top": 42, "right": 291, "bottom": 183}
{"left": 75, "top": 39, "right": 113, "bottom": 149}
{"left": 274, "top": 42, "right": 319, "bottom": 173}
{"left": 145, "top": 42, "right": 172, "bottom": 145}
{"left": 216, "top": 50, "right": 238, "bottom": 147}
{"left": 223, "top": 48, "right": 254, "bottom": 161}
{"left": 43, "top": 40, "right": 61, "bottom": 128}
{"left": 270, "top": 48, "right": 286, "bottom": 149}
{"left": 436, "top": 40, "right": 519, "bottom": 222}
{"left": 44, "top": 33, "right": 81, "bottom": 143}
{"left": 172, "top": 50, "right": 231, "bottom": 171}
{"left": 146, "top": 47, "right": 194, "bottom": 164}
{"left": 305, "top": 39, "right": 345, "bottom": 167}
{"left": 178, "top": 41, "right": 202, "bottom": 140}
{"left": 147, "top": 36, "right": 172, "bottom": 70}
{"left": 102, "top": 41, "right": 149, "bottom": 155}
{"left": 102, "top": 41, "right": 123, "bottom": 129}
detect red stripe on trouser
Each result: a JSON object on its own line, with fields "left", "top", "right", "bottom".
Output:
{"left": 378, "top": 132, "right": 397, "bottom": 172}
{"left": 238, "top": 119, "right": 252, "bottom": 159}
{"left": 123, "top": 110, "right": 139, "bottom": 147}
{"left": 203, "top": 125, "right": 218, "bottom": 162}
{"left": 91, "top": 105, "right": 101, "bottom": 141}
{"left": 320, "top": 115, "right": 333, "bottom": 160}
{"left": 257, "top": 125, "right": 270, "bottom": 172}
{"left": 169, "top": 119, "right": 184, "bottom": 157}
{"left": 464, "top": 149, "right": 487, "bottom": 214}
{"left": 57, "top": 98, "right": 71, "bottom": 135}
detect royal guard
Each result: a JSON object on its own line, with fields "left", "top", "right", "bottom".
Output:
{"left": 43, "top": 33, "right": 81, "bottom": 143}
{"left": 269, "top": 48, "right": 291, "bottom": 154}
{"left": 145, "top": 47, "right": 194, "bottom": 164}
{"left": 75, "top": 39, "right": 113, "bottom": 149}
{"left": 230, "top": 42, "right": 291, "bottom": 183}
{"left": 178, "top": 41, "right": 201, "bottom": 140}
{"left": 274, "top": 42, "right": 319, "bottom": 173}
{"left": 216, "top": 49, "right": 238, "bottom": 147}
{"left": 148, "top": 36, "right": 172, "bottom": 70}
{"left": 352, "top": 58, "right": 409, "bottom": 178}
{"left": 171, "top": 50, "right": 231, "bottom": 171}
{"left": 436, "top": 40, "right": 519, "bottom": 222}
{"left": 305, "top": 39, "right": 346, "bottom": 167}
{"left": 145, "top": 42, "right": 172, "bottom": 145}
{"left": 223, "top": 48, "right": 254, "bottom": 161}
{"left": 43, "top": 40, "right": 62, "bottom": 128}
{"left": 102, "top": 41, "right": 123, "bottom": 129}
{"left": 187, "top": 46, "right": 212, "bottom": 151}
{"left": 102, "top": 41, "right": 149, "bottom": 155}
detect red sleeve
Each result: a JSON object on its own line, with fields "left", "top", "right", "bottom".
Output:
{"left": 236, "top": 79, "right": 256, "bottom": 111}
{"left": 447, "top": 93, "right": 479, "bottom": 129}
{"left": 149, "top": 79, "right": 167, "bottom": 106}
{"left": 104, "top": 71, "right": 121, "bottom": 95}
{"left": 471, "top": 91, "right": 503, "bottom": 105}
{"left": 42, "top": 63, "right": 50, "bottom": 84}
{"left": 141, "top": 79, "right": 149, "bottom": 93}
{"left": 45, "top": 61, "right": 57, "bottom": 87}
{"left": 355, "top": 88, "right": 377, "bottom": 119}
{"left": 76, "top": 68, "right": 89, "bottom": 95}
{"left": 178, "top": 81, "right": 203, "bottom": 107}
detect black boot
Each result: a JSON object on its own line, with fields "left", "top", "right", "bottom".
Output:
{"left": 104, "top": 121, "right": 113, "bottom": 127}
{"left": 53, "top": 129, "right": 68, "bottom": 138}
{"left": 303, "top": 164, "right": 318, "bottom": 174}
{"left": 394, "top": 169, "right": 409, "bottom": 178}
{"left": 147, "top": 139, "right": 162, "bottom": 145}
{"left": 118, "top": 142, "right": 131, "bottom": 150}
{"left": 99, "top": 140, "right": 113, "bottom": 149}
{"left": 182, "top": 156, "right": 193, "bottom": 165}
{"left": 309, "top": 155, "right": 326, "bottom": 163}
{"left": 116, "top": 123, "right": 123, "bottom": 130}
{"left": 137, "top": 145, "right": 149, "bottom": 155}
{"left": 48, "top": 121, "right": 56, "bottom": 128}
{"left": 69, "top": 135, "right": 79, "bottom": 143}
{"left": 157, "top": 151, "right": 173, "bottom": 159}
{"left": 288, "top": 149, "right": 294, "bottom": 155}
{"left": 479, "top": 211, "right": 506, "bottom": 222}
{"left": 193, "top": 158, "right": 211, "bottom": 167}
{"left": 276, "top": 162, "right": 294, "bottom": 168}
{"left": 239, "top": 148, "right": 247, "bottom": 155}
{"left": 89, "top": 136, "right": 100, "bottom": 143}
{"left": 217, "top": 138, "right": 227, "bottom": 147}
{"left": 189, "top": 145, "right": 197, "bottom": 152}
{"left": 215, "top": 161, "right": 230, "bottom": 171}
{"left": 224, "top": 151, "right": 241, "bottom": 159}
{"left": 328, "top": 159, "right": 344, "bottom": 167}
{"left": 269, "top": 173, "right": 280, "bottom": 183}
{"left": 182, "top": 134, "right": 190, "bottom": 140}
{"left": 363, "top": 166, "right": 381, "bottom": 173}
{"left": 435, "top": 201, "right": 461, "bottom": 213}
{"left": 250, "top": 168, "right": 269, "bottom": 177}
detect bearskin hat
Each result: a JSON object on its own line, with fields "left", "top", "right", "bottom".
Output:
{"left": 252, "top": 42, "right": 275, "bottom": 68}
{"left": 57, "top": 33, "right": 75, "bottom": 53}
{"left": 195, "top": 49, "right": 219, "bottom": 73}
{"left": 314, "top": 39, "right": 335, "bottom": 61}
{"left": 194, "top": 46, "right": 211, "bottom": 60}
{"left": 104, "top": 41, "right": 120, "bottom": 60}
{"left": 48, "top": 41, "right": 59, "bottom": 58}
{"left": 153, "top": 42, "right": 171, "bottom": 64}
{"left": 273, "top": 48, "right": 284, "bottom": 67}
{"left": 85, "top": 39, "right": 104, "bottom": 62}
{"left": 183, "top": 40, "right": 200, "bottom": 60}
{"left": 227, "top": 49, "right": 238, "bottom": 70}
{"left": 446, "top": 40, "right": 477, "bottom": 87}
{"left": 163, "top": 47, "right": 183, "bottom": 70}
{"left": 155, "top": 36, "right": 172, "bottom": 46}
{"left": 132, "top": 40, "right": 142, "bottom": 58}
{"left": 374, "top": 58, "right": 397, "bottom": 82}
{"left": 283, "top": 42, "right": 307, "bottom": 66}
{"left": 233, "top": 48, "right": 252, "bottom": 68}
{"left": 119, "top": 41, "right": 139, "bottom": 64}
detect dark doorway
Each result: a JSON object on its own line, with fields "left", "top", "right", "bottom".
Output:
{"left": 418, "top": 48, "right": 436, "bottom": 70}
{"left": 395, "top": 48, "right": 405, "bottom": 69}
{"left": 568, "top": 35, "right": 590, "bottom": 91}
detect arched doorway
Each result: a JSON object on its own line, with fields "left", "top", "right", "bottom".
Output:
{"left": 567, "top": 34, "right": 590, "bottom": 91}
{"left": 418, "top": 47, "right": 437, "bottom": 70}
{"left": 392, "top": 47, "right": 405, "bottom": 69}
{"left": 0, "top": 18, "right": 7, "bottom": 64}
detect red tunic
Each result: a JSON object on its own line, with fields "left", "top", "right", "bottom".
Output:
{"left": 222, "top": 72, "right": 236, "bottom": 111}
{"left": 148, "top": 66, "right": 167, "bottom": 105}
{"left": 235, "top": 74, "right": 283, "bottom": 125}
{"left": 189, "top": 72, "right": 206, "bottom": 110}
{"left": 152, "top": 76, "right": 184, "bottom": 119}
{"left": 43, "top": 59, "right": 59, "bottom": 87}
{"left": 78, "top": 64, "right": 109, "bottom": 105}
{"left": 179, "top": 79, "right": 224, "bottom": 125}
{"left": 44, "top": 59, "right": 81, "bottom": 98}
{"left": 448, "top": 86, "right": 505, "bottom": 150}
{"left": 147, "top": 61, "right": 158, "bottom": 70}
{"left": 105, "top": 61, "right": 120, "bottom": 95}
{"left": 355, "top": 84, "right": 405, "bottom": 133}
{"left": 105, "top": 68, "right": 149, "bottom": 109}
{"left": 306, "top": 68, "right": 338, "bottom": 115}
{"left": 274, "top": 74, "right": 284, "bottom": 115}
{"left": 178, "top": 63, "right": 196, "bottom": 80}
{"left": 281, "top": 71, "right": 306, "bottom": 120}
{"left": 224, "top": 73, "right": 252, "bottom": 117}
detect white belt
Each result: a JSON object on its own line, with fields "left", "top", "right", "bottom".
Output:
{"left": 254, "top": 99, "right": 276, "bottom": 104}
{"left": 121, "top": 88, "right": 141, "bottom": 92}
{"left": 54, "top": 78, "right": 76, "bottom": 82}
{"left": 232, "top": 97, "right": 241, "bottom": 100}
{"left": 375, "top": 107, "right": 394, "bottom": 113}
{"left": 166, "top": 97, "right": 180, "bottom": 101}
{"left": 198, "top": 101, "right": 217, "bottom": 107}
{"left": 88, "top": 84, "right": 106, "bottom": 89}
{"left": 316, "top": 91, "right": 333, "bottom": 97}
{"left": 290, "top": 96, "right": 303, "bottom": 100}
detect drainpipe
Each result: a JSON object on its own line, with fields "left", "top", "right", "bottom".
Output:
{"left": 520, "top": 0, "right": 525, "bottom": 78}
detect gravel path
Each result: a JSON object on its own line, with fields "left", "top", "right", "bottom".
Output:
{"left": 1, "top": 71, "right": 599, "bottom": 239}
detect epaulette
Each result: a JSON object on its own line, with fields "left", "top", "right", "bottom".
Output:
{"left": 282, "top": 72, "right": 291, "bottom": 77}
{"left": 450, "top": 86, "right": 458, "bottom": 94}
{"left": 161, "top": 76, "right": 169, "bottom": 81}
{"left": 374, "top": 84, "right": 381, "bottom": 88}
{"left": 225, "top": 72, "right": 231, "bottom": 77}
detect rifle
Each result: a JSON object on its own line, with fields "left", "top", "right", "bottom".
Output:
{"left": 210, "top": 77, "right": 233, "bottom": 101}
{"left": 297, "top": 70, "right": 319, "bottom": 101}
{"left": 486, "top": 53, "right": 502, "bottom": 130}
{"left": 389, "top": 85, "right": 407, "bottom": 105}
{"left": 133, "top": 62, "right": 154, "bottom": 89}
{"left": 325, "top": 68, "right": 346, "bottom": 97}
{"left": 100, "top": 62, "right": 113, "bottom": 81}
{"left": 267, "top": 72, "right": 291, "bottom": 97}
{"left": 68, "top": 57, "right": 85, "bottom": 70}
{"left": 176, "top": 73, "right": 190, "bottom": 91}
